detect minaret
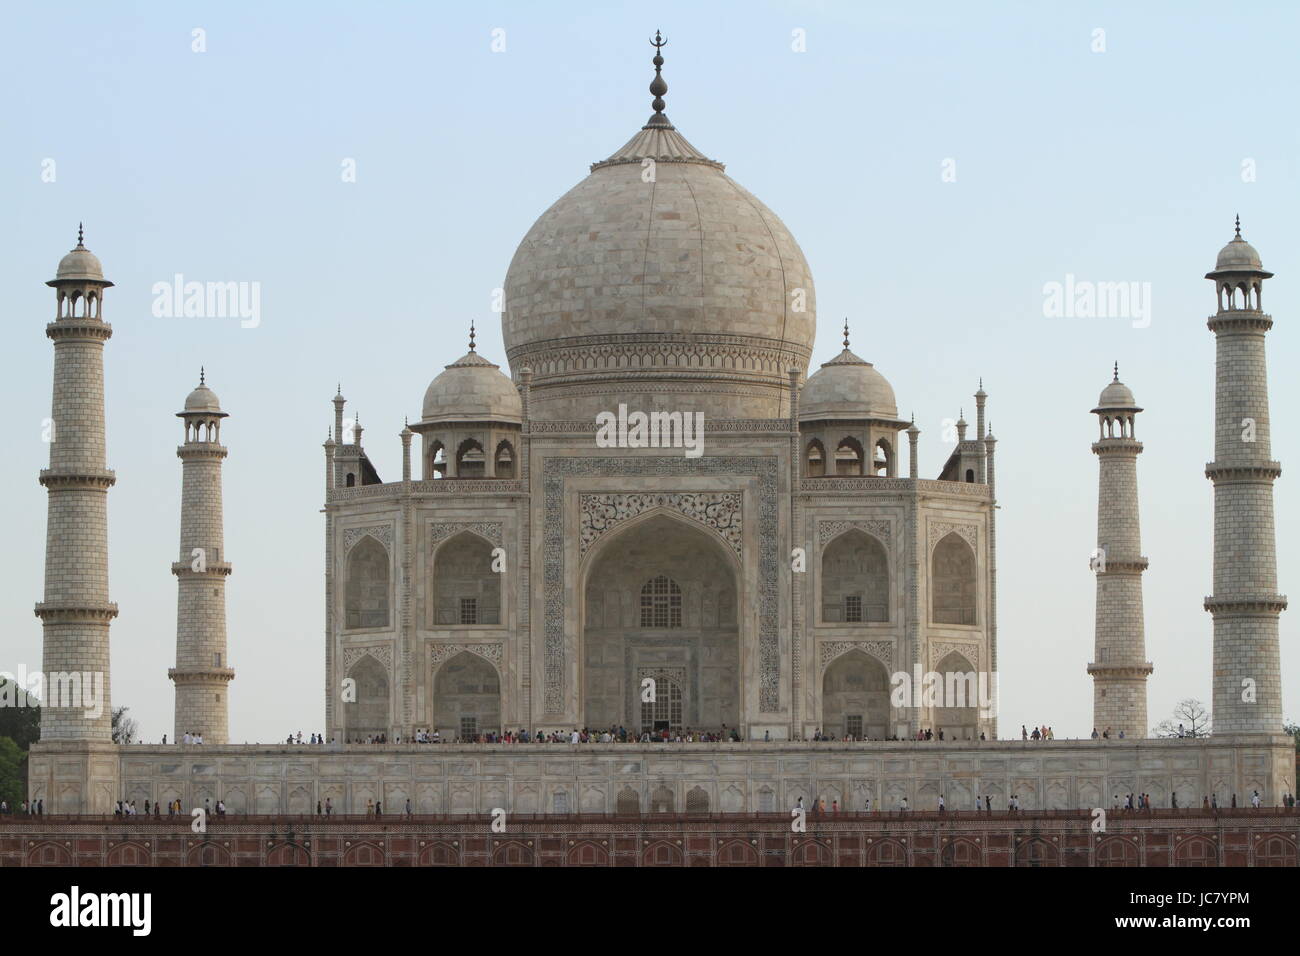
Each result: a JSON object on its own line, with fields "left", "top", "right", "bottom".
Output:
{"left": 36, "top": 226, "right": 117, "bottom": 742}
{"left": 1204, "top": 219, "right": 1286, "bottom": 734}
{"left": 1087, "top": 365, "right": 1152, "bottom": 737}
{"left": 168, "top": 370, "right": 234, "bottom": 743}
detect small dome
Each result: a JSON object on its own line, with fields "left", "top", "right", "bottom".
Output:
{"left": 421, "top": 350, "right": 522, "bottom": 424}
{"left": 184, "top": 383, "right": 223, "bottom": 413}
{"left": 1096, "top": 379, "right": 1136, "bottom": 409}
{"left": 1214, "top": 235, "right": 1263, "bottom": 272}
{"left": 55, "top": 246, "right": 104, "bottom": 281}
{"left": 800, "top": 349, "right": 899, "bottom": 422}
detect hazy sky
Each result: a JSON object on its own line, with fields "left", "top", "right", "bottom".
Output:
{"left": 2, "top": 1, "right": 1296, "bottom": 742}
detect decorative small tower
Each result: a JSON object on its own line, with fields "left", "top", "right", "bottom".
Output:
{"left": 168, "top": 370, "right": 234, "bottom": 743}
{"left": 1087, "top": 365, "right": 1152, "bottom": 737}
{"left": 1204, "top": 219, "right": 1286, "bottom": 734}
{"left": 36, "top": 226, "right": 118, "bottom": 743}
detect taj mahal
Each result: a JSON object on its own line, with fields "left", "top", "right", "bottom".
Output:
{"left": 26, "top": 38, "right": 1293, "bottom": 816}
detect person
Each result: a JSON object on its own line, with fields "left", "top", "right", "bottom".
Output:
{"left": 375, "top": 801, "right": 382, "bottom": 816}
{"left": 1118, "top": 729, "right": 1126, "bottom": 739}
{"left": 862, "top": 795, "right": 870, "bottom": 812}
{"left": 831, "top": 799, "right": 838, "bottom": 814}
{"left": 764, "top": 730, "right": 770, "bottom": 742}
{"left": 145, "top": 800, "right": 151, "bottom": 815}
{"left": 1203, "top": 795, "right": 1210, "bottom": 809}
{"left": 985, "top": 795, "right": 991, "bottom": 812}
{"left": 1021, "top": 725, "right": 1028, "bottom": 740}
{"left": 1091, "top": 728, "right": 1099, "bottom": 739}
{"left": 1231, "top": 793, "right": 1237, "bottom": 808}
{"left": 162, "top": 734, "right": 167, "bottom": 745}
{"left": 938, "top": 793, "right": 945, "bottom": 812}
{"left": 153, "top": 801, "right": 160, "bottom": 817}
{"left": 366, "top": 799, "right": 374, "bottom": 816}
{"left": 325, "top": 797, "right": 333, "bottom": 816}
{"left": 216, "top": 799, "right": 225, "bottom": 817}
{"left": 405, "top": 798, "right": 412, "bottom": 817}
{"left": 1178, "top": 723, "right": 1185, "bottom": 738}
{"left": 1211, "top": 793, "right": 1217, "bottom": 809}
{"left": 316, "top": 800, "right": 322, "bottom": 815}
{"left": 899, "top": 796, "right": 909, "bottom": 812}
{"left": 1251, "top": 791, "right": 1261, "bottom": 809}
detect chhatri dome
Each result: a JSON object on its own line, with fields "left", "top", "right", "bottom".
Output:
{"left": 183, "top": 368, "right": 225, "bottom": 414}
{"left": 420, "top": 323, "right": 522, "bottom": 424}
{"left": 800, "top": 322, "right": 899, "bottom": 422}
{"left": 52, "top": 224, "right": 108, "bottom": 283}
{"left": 1094, "top": 363, "right": 1139, "bottom": 412}
{"left": 502, "top": 33, "right": 816, "bottom": 420}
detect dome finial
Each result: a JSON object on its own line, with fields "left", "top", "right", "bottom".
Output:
{"left": 469, "top": 321, "right": 477, "bottom": 352}
{"left": 647, "top": 30, "right": 669, "bottom": 127}
{"left": 200, "top": 366, "right": 206, "bottom": 386}
{"left": 77, "top": 222, "right": 84, "bottom": 247}
{"left": 843, "top": 319, "right": 850, "bottom": 350}
{"left": 1235, "top": 214, "right": 1241, "bottom": 239}
{"left": 1113, "top": 361, "right": 1119, "bottom": 382}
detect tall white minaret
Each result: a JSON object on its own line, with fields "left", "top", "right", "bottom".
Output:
{"left": 1087, "top": 365, "right": 1152, "bottom": 737}
{"left": 1204, "top": 219, "right": 1286, "bottom": 734}
{"left": 169, "top": 370, "right": 234, "bottom": 742}
{"left": 37, "top": 226, "right": 117, "bottom": 742}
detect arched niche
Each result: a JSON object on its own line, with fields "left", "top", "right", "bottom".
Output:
{"left": 345, "top": 536, "right": 390, "bottom": 629}
{"left": 931, "top": 532, "right": 976, "bottom": 625}
{"left": 821, "top": 650, "right": 890, "bottom": 740}
{"left": 432, "top": 650, "right": 500, "bottom": 740}
{"left": 343, "top": 654, "right": 389, "bottom": 740}
{"left": 821, "top": 529, "right": 889, "bottom": 623}
{"left": 581, "top": 512, "right": 740, "bottom": 734}
{"left": 431, "top": 532, "right": 501, "bottom": 626}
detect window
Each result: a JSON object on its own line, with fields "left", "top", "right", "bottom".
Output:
{"left": 640, "top": 576, "right": 682, "bottom": 628}
{"left": 213, "top": 652, "right": 222, "bottom": 667}
{"left": 459, "top": 597, "right": 478, "bottom": 625}
{"left": 459, "top": 716, "right": 477, "bottom": 741}
{"left": 845, "top": 715, "right": 863, "bottom": 738}
{"left": 494, "top": 441, "right": 515, "bottom": 479}
{"left": 641, "top": 676, "right": 683, "bottom": 733}
{"left": 845, "top": 595, "right": 863, "bottom": 623}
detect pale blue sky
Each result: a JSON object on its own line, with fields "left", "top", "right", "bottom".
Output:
{"left": 2, "top": 0, "right": 1296, "bottom": 741}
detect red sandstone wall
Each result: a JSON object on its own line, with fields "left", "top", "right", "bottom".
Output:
{"left": 1, "top": 810, "right": 1297, "bottom": 866}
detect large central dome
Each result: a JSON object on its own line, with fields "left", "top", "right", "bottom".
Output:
{"left": 502, "top": 44, "right": 816, "bottom": 421}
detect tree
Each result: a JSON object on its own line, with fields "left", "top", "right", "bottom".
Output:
{"left": 0, "top": 737, "right": 24, "bottom": 809}
{"left": 1283, "top": 721, "right": 1300, "bottom": 752}
{"left": 0, "top": 678, "right": 41, "bottom": 749}
{"left": 1152, "top": 699, "right": 1211, "bottom": 738}
{"left": 111, "top": 706, "right": 137, "bottom": 745}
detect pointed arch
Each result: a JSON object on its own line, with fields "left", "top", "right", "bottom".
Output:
{"left": 805, "top": 438, "right": 826, "bottom": 477}
{"left": 345, "top": 535, "right": 390, "bottom": 629}
{"left": 432, "top": 649, "right": 501, "bottom": 740}
{"left": 931, "top": 532, "right": 977, "bottom": 625}
{"left": 493, "top": 439, "right": 516, "bottom": 479}
{"left": 455, "top": 437, "right": 485, "bottom": 478}
{"left": 343, "top": 654, "right": 389, "bottom": 740}
{"left": 431, "top": 530, "right": 501, "bottom": 626}
{"left": 821, "top": 528, "right": 889, "bottom": 624}
{"left": 834, "top": 436, "right": 864, "bottom": 476}
{"left": 822, "top": 649, "right": 890, "bottom": 740}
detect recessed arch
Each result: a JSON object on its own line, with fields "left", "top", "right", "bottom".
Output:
{"left": 834, "top": 437, "right": 864, "bottom": 476}
{"left": 493, "top": 439, "right": 516, "bottom": 479}
{"left": 581, "top": 512, "right": 740, "bottom": 733}
{"left": 821, "top": 528, "right": 889, "bottom": 624}
{"left": 931, "top": 532, "right": 977, "bottom": 625}
{"left": 343, "top": 654, "right": 389, "bottom": 740}
{"left": 431, "top": 531, "right": 501, "bottom": 626}
{"left": 933, "top": 650, "right": 979, "bottom": 740}
{"left": 345, "top": 535, "right": 390, "bottom": 629}
{"left": 805, "top": 438, "right": 826, "bottom": 477}
{"left": 455, "top": 438, "right": 486, "bottom": 478}
{"left": 432, "top": 650, "right": 500, "bottom": 740}
{"left": 821, "top": 649, "right": 890, "bottom": 740}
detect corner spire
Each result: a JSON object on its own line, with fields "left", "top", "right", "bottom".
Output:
{"left": 647, "top": 30, "right": 670, "bottom": 128}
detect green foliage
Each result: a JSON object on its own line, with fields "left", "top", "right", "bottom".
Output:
{"left": 0, "top": 678, "right": 40, "bottom": 750}
{"left": 1284, "top": 722, "right": 1300, "bottom": 752}
{"left": 0, "top": 736, "right": 24, "bottom": 809}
